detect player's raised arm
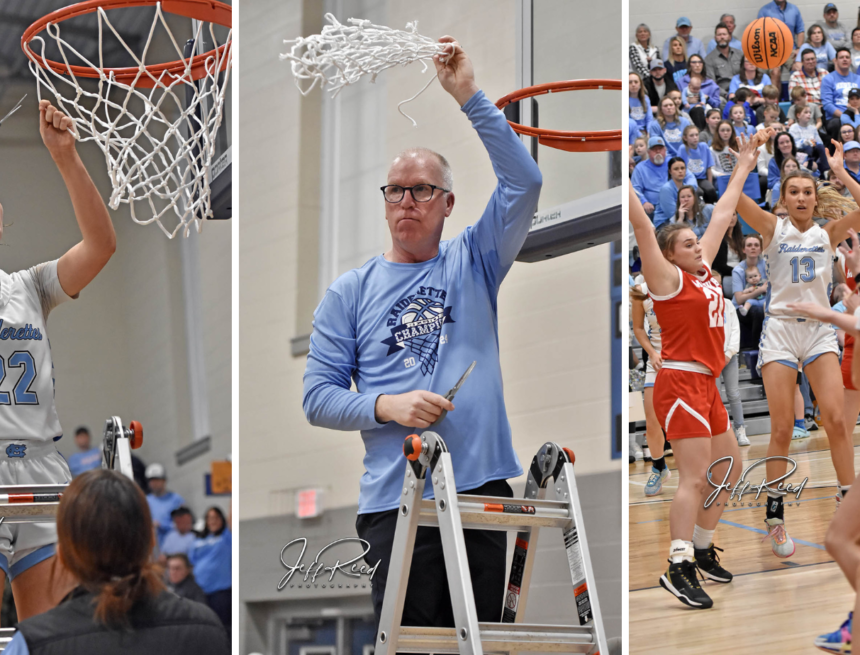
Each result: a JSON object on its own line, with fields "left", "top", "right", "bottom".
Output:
{"left": 629, "top": 185, "right": 677, "bottom": 296}
{"left": 822, "top": 141, "right": 860, "bottom": 247}
{"left": 42, "top": 100, "right": 116, "bottom": 298}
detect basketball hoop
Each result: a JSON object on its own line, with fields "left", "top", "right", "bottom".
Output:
{"left": 22, "top": 0, "right": 233, "bottom": 238}
{"left": 495, "top": 80, "right": 621, "bottom": 153}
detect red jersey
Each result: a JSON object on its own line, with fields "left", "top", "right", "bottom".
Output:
{"left": 649, "top": 264, "right": 725, "bottom": 376}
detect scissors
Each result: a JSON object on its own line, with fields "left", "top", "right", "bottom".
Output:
{"left": 0, "top": 95, "right": 26, "bottom": 128}
{"left": 430, "top": 360, "right": 476, "bottom": 427}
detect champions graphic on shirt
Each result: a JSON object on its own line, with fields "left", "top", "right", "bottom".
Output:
{"left": 663, "top": 127, "right": 682, "bottom": 143}
{"left": 381, "top": 287, "right": 455, "bottom": 375}
{"left": 687, "top": 158, "right": 704, "bottom": 175}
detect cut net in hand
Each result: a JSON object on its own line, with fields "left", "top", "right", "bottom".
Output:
{"left": 281, "top": 13, "right": 448, "bottom": 126}
{"left": 23, "top": 1, "right": 232, "bottom": 238}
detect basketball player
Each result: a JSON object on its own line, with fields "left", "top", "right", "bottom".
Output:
{"left": 724, "top": 135, "right": 858, "bottom": 560}
{"left": 630, "top": 284, "right": 670, "bottom": 495}
{"left": 626, "top": 135, "right": 765, "bottom": 609}
{"left": 302, "top": 38, "right": 542, "bottom": 632}
{"left": 0, "top": 99, "right": 115, "bottom": 619}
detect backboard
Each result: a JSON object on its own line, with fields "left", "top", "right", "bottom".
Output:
{"left": 512, "top": 0, "right": 621, "bottom": 262}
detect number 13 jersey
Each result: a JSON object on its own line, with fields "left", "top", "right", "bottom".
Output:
{"left": 649, "top": 264, "right": 725, "bottom": 377}
{"left": 762, "top": 216, "right": 832, "bottom": 318}
{"left": 0, "top": 261, "right": 72, "bottom": 442}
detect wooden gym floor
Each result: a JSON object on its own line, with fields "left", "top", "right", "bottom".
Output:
{"left": 629, "top": 425, "right": 859, "bottom": 654}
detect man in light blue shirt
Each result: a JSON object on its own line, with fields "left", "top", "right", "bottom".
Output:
{"left": 821, "top": 48, "right": 860, "bottom": 134}
{"left": 630, "top": 137, "right": 697, "bottom": 218}
{"left": 160, "top": 507, "right": 198, "bottom": 558}
{"left": 66, "top": 426, "right": 101, "bottom": 477}
{"left": 145, "top": 463, "right": 185, "bottom": 552}
{"left": 662, "top": 17, "right": 706, "bottom": 61}
{"left": 303, "top": 38, "right": 542, "bottom": 633}
{"left": 706, "top": 14, "right": 742, "bottom": 54}
{"left": 758, "top": 0, "right": 806, "bottom": 49}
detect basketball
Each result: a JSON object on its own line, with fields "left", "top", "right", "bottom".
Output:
{"left": 742, "top": 17, "right": 794, "bottom": 69}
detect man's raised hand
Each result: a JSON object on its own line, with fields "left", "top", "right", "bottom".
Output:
{"left": 433, "top": 37, "right": 479, "bottom": 107}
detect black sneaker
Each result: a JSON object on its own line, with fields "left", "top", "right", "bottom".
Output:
{"left": 694, "top": 544, "right": 732, "bottom": 583}
{"left": 659, "top": 560, "right": 713, "bottom": 609}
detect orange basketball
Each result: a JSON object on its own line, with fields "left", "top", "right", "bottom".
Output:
{"left": 742, "top": 17, "right": 794, "bottom": 69}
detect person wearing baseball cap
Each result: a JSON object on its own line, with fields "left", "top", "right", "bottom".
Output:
{"left": 663, "top": 16, "right": 705, "bottom": 62}
{"left": 630, "top": 137, "right": 698, "bottom": 218}
{"left": 816, "top": 4, "right": 850, "bottom": 50}
{"left": 645, "top": 59, "right": 679, "bottom": 115}
{"left": 842, "top": 139, "right": 860, "bottom": 183}
{"left": 145, "top": 463, "right": 185, "bottom": 552}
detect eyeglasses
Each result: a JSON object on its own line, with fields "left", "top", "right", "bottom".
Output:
{"left": 380, "top": 184, "right": 450, "bottom": 203}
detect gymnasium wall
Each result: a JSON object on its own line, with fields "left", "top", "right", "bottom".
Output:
{"left": 0, "top": 69, "right": 231, "bottom": 520}
{"left": 631, "top": 1, "right": 856, "bottom": 57}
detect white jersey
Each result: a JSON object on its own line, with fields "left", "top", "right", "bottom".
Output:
{"left": 0, "top": 261, "right": 72, "bottom": 442}
{"left": 762, "top": 217, "right": 833, "bottom": 318}
{"left": 640, "top": 282, "right": 662, "bottom": 351}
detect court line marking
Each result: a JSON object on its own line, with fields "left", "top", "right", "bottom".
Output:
{"left": 630, "top": 559, "right": 839, "bottom": 593}
{"left": 717, "top": 517, "right": 826, "bottom": 550}
{"left": 632, "top": 494, "right": 836, "bottom": 523}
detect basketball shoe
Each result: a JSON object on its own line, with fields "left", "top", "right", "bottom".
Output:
{"left": 659, "top": 559, "right": 713, "bottom": 609}
{"left": 763, "top": 517, "right": 796, "bottom": 558}
{"left": 814, "top": 612, "right": 852, "bottom": 654}
{"left": 644, "top": 466, "right": 670, "bottom": 497}
{"left": 694, "top": 544, "right": 733, "bottom": 583}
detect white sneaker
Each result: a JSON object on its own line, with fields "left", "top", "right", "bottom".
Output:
{"left": 630, "top": 434, "right": 643, "bottom": 461}
{"left": 762, "top": 518, "right": 796, "bottom": 558}
{"left": 735, "top": 426, "right": 750, "bottom": 447}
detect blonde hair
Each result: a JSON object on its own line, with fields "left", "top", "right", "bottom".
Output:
{"left": 779, "top": 170, "right": 859, "bottom": 222}
{"left": 668, "top": 36, "right": 688, "bottom": 62}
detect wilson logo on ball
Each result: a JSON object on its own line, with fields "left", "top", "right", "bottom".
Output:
{"left": 742, "top": 17, "right": 793, "bottom": 70}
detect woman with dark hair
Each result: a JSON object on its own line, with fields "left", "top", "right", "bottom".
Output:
{"left": 796, "top": 25, "right": 836, "bottom": 69}
{"left": 839, "top": 122, "right": 858, "bottom": 144}
{"left": 189, "top": 506, "right": 232, "bottom": 634}
{"left": 729, "top": 58, "right": 770, "bottom": 106}
{"left": 677, "top": 55, "right": 720, "bottom": 104}
{"left": 850, "top": 27, "right": 860, "bottom": 71}
{"left": 671, "top": 184, "right": 713, "bottom": 237}
{"left": 629, "top": 71, "right": 651, "bottom": 137}
{"left": 4, "top": 470, "right": 229, "bottom": 654}
{"left": 769, "top": 132, "right": 815, "bottom": 191}
{"left": 711, "top": 209, "right": 746, "bottom": 279}
{"left": 654, "top": 158, "right": 693, "bottom": 227}
{"left": 630, "top": 23, "right": 659, "bottom": 80}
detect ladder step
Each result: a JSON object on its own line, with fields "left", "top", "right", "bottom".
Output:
{"left": 396, "top": 623, "right": 596, "bottom": 653}
{"left": 0, "top": 503, "right": 60, "bottom": 523}
{"left": 417, "top": 498, "right": 570, "bottom": 530}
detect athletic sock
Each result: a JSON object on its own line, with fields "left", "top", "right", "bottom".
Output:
{"left": 794, "top": 418, "right": 805, "bottom": 429}
{"left": 766, "top": 492, "right": 784, "bottom": 520}
{"left": 669, "top": 539, "right": 694, "bottom": 564}
{"left": 692, "top": 525, "right": 715, "bottom": 550}
{"left": 652, "top": 456, "right": 666, "bottom": 472}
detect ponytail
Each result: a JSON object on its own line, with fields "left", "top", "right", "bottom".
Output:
{"left": 92, "top": 563, "right": 163, "bottom": 627}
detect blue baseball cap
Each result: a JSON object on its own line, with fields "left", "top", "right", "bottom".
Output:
{"left": 824, "top": 4, "right": 838, "bottom": 12}
{"left": 648, "top": 137, "right": 666, "bottom": 149}
{"left": 677, "top": 17, "right": 692, "bottom": 27}
{"left": 844, "top": 140, "right": 860, "bottom": 152}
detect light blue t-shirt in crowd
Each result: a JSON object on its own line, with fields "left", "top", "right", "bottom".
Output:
{"left": 189, "top": 529, "right": 232, "bottom": 594}
{"left": 796, "top": 43, "right": 836, "bottom": 67}
{"left": 146, "top": 491, "right": 184, "bottom": 549}
{"left": 302, "top": 90, "right": 541, "bottom": 514}
{"left": 67, "top": 447, "right": 102, "bottom": 477}
{"left": 679, "top": 143, "right": 714, "bottom": 180}
{"left": 648, "top": 118, "right": 692, "bottom": 157}
{"left": 629, "top": 96, "right": 651, "bottom": 136}
{"left": 821, "top": 70, "right": 860, "bottom": 119}
{"left": 630, "top": 159, "right": 697, "bottom": 210}
{"left": 161, "top": 529, "right": 198, "bottom": 557}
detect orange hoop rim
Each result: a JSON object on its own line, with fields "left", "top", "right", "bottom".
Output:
{"left": 21, "top": 0, "right": 232, "bottom": 89}
{"left": 495, "top": 79, "right": 621, "bottom": 153}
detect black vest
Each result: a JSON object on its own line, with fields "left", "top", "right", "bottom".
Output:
{"left": 17, "top": 587, "right": 229, "bottom": 655}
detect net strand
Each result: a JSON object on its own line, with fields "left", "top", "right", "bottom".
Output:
{"left": 25, "top": 2, "right": 232, "bottom": 238}
{"left": 280, "top": 13, "right": 448, "bottom": 126}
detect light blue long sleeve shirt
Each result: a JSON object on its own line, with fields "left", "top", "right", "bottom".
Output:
{"left": 821, "top": 70, "right": 860, "bottom": 119}
{"left": 679, "top": 143, "right": 714, "bottom": 180}
{"left": 302, "top": 90, "right": 541, "bottom": 514}
{"left": 648, "top": 117, "right": 692, "bottom": 157}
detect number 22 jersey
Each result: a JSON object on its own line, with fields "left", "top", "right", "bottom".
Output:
{"left": 0, "top": 261, "right": 72, "bottom": 442}
{"left": 762, "top": 216, "right": 832, "bottom": 318}
{"left": 649, "top": 264, "right": 726, "bottom": 377}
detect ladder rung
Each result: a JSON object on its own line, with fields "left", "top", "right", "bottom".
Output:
{"left": 0, "top": 503, "right": 60, "bottom": 523}
{"left": 0, "top": 484, "right": 66, "bottom": 495}
{"left": 418, "top": 499, "right": 569, "bottom": 529}
{"left": 396, "top": 623, "right": 595, "bottom": 653}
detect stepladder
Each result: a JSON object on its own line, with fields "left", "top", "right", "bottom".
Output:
{"left": 374, "top": 432, "right": 609, "bottom": 655}
{"left": 0, "top": 416, "right": 143, "bottom": 651}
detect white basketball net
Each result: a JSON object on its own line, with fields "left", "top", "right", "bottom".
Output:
{"left": 25, "top": 3, "right": 232, "bottom": 238}
{"left": 281, "top": 13, "right": 448, "bottom": 126}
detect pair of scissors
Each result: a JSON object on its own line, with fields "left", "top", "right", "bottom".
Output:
{"left": 429, "top": 360, "right": 476, "bottom": 427}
